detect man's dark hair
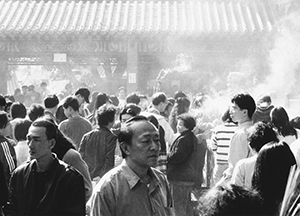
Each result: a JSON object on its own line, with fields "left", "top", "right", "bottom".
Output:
{"left": 75, "top": 88, "right": 90, "bottom": 103}
{"left": 124, "top": 103, "right": 141, "bottom": 115}
{"left": 247, "top": 122, "right": 279, "bottom": 152}
{"left": 174, "top": 90, "right": 187, "bottom": 100}
{"left": 152, "top": 92, "right": 167, "bottom": 106}
{"left": 10, "top": 102, "right": 26, "bottom": 119}
{"left": 125, "top": 92, "right": 140, "bottom": 105}
{"left": 0, "top": 95, "right": 6, "bottom": 108}
{"left": 95, "top": 93, "right": 109, "bottom": 110}
{"left": 0, "top": 111, "right": 9, "bottom": 129}
{"left": 28, "top": 104, "right": 45, "bottom": 122}
{"left": 96, "top": 104, "right": 116, "bottom": 126}
{"left": 32, "top": 118, "right": 57, "bottom": 140}
{"left": 118, "top": 115, "right": 149, "bottom": 158}
{"left": 44, "top": 95, "right": 59, "bottom": 109}
{"left": 231, "top": 93, "right": 256, "bottom": 119}
{"left": 109, "top": 95, "right": 119, "bottom": 107}
{"left": 63, "top": 96, "right": 79, "bottom": 111}
{"left": 14, "top": 119, "right": 32, "bottom": 141}
{"left": 177, "top": 113, "right": 196, "bottom": 131}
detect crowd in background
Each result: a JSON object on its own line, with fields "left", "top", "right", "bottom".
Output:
{"left": 0, "top": 81, "right": 300, "bottom": 216}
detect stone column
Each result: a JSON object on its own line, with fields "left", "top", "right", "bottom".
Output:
{"left": 126, "top": 39, "right": 138, "bottom": 93}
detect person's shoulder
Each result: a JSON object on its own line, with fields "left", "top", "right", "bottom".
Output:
{"left": 12, "top": 160, "right": 33, "bottom": 174}
{"left": 58, "top": 159, "right": 83, "bottom": 177}
{"left": 151, "top": 167, "right": 168, "bottom": 182}
{"left": 93, "top": 166, "right": 123, "bottom": 192}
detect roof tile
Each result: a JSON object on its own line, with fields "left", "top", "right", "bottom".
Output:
{"left": 0, "top": 0, "right": 277, "bottom": 37}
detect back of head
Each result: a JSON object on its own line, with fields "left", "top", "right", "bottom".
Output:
{"left": 126, "top": 92, "right": 140, "bottom": 105}
{"left": 28, "top": 104, "right": 45, "bottom": 122}
{"left": 63, "top": 96, "right": 79, "bottom": 111}
{"left": 175, "top": 97, "right": 190, "bottom": 115}
{"left": 119, "top": 107, "right": 137, "bottom": 121}
{"left": 152, "top": 92, "right": 167, "bottom": 106}
{"left": 124, "top": 103, "right": 141, "bottom": 115}
{"left": 0, "top": 95, "right": 6, "bottom": 110}
{"left": 174, "top": 90, "right": 187, "bottom": 100}
{"left": 248, "top": 122, "right": 279, "bottom": 153}
{"left": 96, "top": 104, "right": 116, "bottom": 126}
{"left": 0, "top": 111, "right": 9, "bottom": 129}
{"left": 95, "top": 93, "right": 109, "bottom": 110}
{"left": 44, "top": 94, "right": 59, "bottom": 109}
{"left": 221, "top": 107, "right": 234, "bottom": 123}
{"left": 197, "top": 184, "right": 263, "bottom": 216}
{"left": 109, "top": 95, "right": 119, "bottom": 107}
{"left": 252, "top": 141, "right": 296, "bottom": 204}
{"left": 10, "top": 102, "right": 27, "bottom": 119}
{"left": 270, "top": 106, "right": 294, "bottom": 136}
{"left": 231, "top": 93, "right": 256, "bottom": 119}
{"left": 14, "top": 119, "right": 32, "bottom": 141}
{"left": 75, "top": 87, "right": 90, "bottom": 103}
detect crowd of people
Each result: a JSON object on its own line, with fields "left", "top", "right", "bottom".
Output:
{"left": 0, "top": 82, "right": 300, "bottom": 216}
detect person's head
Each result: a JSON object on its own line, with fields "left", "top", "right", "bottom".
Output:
{"left": 174, "top": 97, "right": 190, "bottom": 115}
{"left": 14, "top": 88, "right": 21, "bottom": 95}
{"left": 10, "top": 102, "right": 26, "bottom": 119}
{"left": 40, "top": 81, "right": 47, "bottom": 90}
{"left": 21, "top": 85, "right": 28, "bottom": 94}
{"left": 197, "top": 184, "right": 263, "bottom": 216}
{"left": 0, "top": 111, "right": 12, "bottom": 137}
{"left": 28, "top": 85, "right": 35, "bottom": 92}
{"left": 290, "top": 116, "right": 300, "bottom": 130}
{"left": 124, "top": 103, "right": 141, "bottom": 115}
{"left": 221, "top": 107, "right": 235, "bottom": 123}
{"left": 230, "top": 93, "right": 256, "bottom": 124}
{"left": 176, "top": 113, "right": 196, "bottom": 134}
{"left": 163, "top": 98, "right": 175, "bottom": 118}
{"left": 270, "top": 106, "right": 293, "bottom": 136}
{"left": 118, "top": 87, "right": 126, "bottom": 100}
{"left": 247, "top": 122, "right": 279, "bottom": 153}
{"left": 64, "top": 83, "right": 73, "bottom": 94}
{"left": 96, "top": 104, "right": 116, "bottom": 127}
{"left": 252, "top": 141, "right": 296, "bottom": 209}
{"left": 95, "top": 93, "right": 110, "bottom": 110}
{"left": 139, "top": 95, "right": 149, "bottom": 111}
{"left": 28, "top": 104, "right": 45, "bottom": 122}
{"left": 257, "top": 94, "right": 272, "bottom": 108}
{"left": 27, "top": 118, "right": 57, "bottom": 160}
{"left": 0, "top": 95, "right": 6, "bottom": 111}
{"left": 62, "top": 96, "right": 80, "bottom": 117}
{"left": 109, "top": 95, "right": 119, "bottom": 107}
{"left": 75, "top": 87, "right": 90, "bottom": 105}
{"left": 120, "top": 107, "right": 137, "bottom": 123}
{"left": 44, "top": 94, "right": 59, "bottom": 109}
{"left": 174, "top": 90, "right": 187, "bottom": 100}
{"left": 152, "top": 92, "right": 168, "bottom": 112}
{"left": 118, "top": 116, "right": 160, "bottom": 169}
{"left": 125, "top": 92, "right": 140, "bottom": 105}
{"left": 14, "top": 119, "right": 32, "bottom": 141}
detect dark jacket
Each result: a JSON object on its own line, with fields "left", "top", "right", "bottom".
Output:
{"left": 5, "top": 154, "right": 85, "bottom": 216}
{"left": 167, "top": 130, "right": 198, "bottom": 183}
{"left": 0, "top": 135, "right": 16, "bottom": 187}
{"left": 79, "top": 126, "right": 117, "bottom": 179}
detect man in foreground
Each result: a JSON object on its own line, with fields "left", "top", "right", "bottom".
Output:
{"left": 5, "top": 118, "right": 85, "bottom": 216}
{"left": 89, "top": 116, "right": 174, "bottom": 216}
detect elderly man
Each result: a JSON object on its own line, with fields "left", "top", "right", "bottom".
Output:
{"left": 5, "top": 118, "right": 85, "bottom": 216}
{"left": 89, "top": 116, "right": 174, "bottom": 216}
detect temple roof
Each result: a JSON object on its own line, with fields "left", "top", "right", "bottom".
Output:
{"left": 0, "top": 0, "right": 278, "bottom": 38}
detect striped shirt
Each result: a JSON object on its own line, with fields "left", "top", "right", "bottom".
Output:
{"left": 211, "top": 122, "right": 238, "bottom": 164}
{"left": 0, "top": 136, "right": 17, "bottom": 186}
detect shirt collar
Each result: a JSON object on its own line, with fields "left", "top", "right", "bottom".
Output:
{"left": 121, "top": 160, "right": 160, "bottom": 190}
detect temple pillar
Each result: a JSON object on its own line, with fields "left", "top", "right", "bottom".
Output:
{"left": 0, "top": 57, "right": 8, "bottom": 95}
{"left": 126, "top": 39, "right": 138, "bottom": 93}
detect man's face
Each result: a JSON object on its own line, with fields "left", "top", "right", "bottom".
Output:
{"left": 75, "top": 94, "right": 84, "bottom": 105}
{"left": 230, "top": 102, "right": 245, "bottom": 123}
{"left": 63, "top": 107, "right": 71, "bottom": 118}
{"left": 126, "top": 121, "right": 160, "bottom": 169}
{"left": 158, "top": 100, "right": 168, "bottom": 112}
{"left": 27, "top": 126, "right": 53, "bottom": 160}
{"left": 1, "top": 122, "right": 12, "bottom": 137}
